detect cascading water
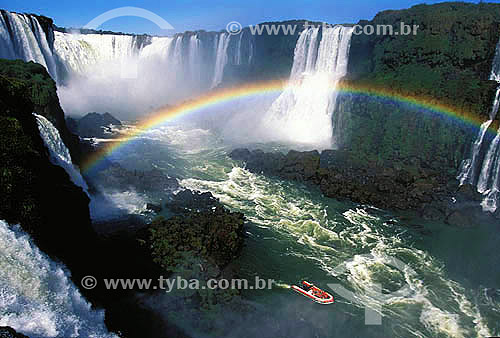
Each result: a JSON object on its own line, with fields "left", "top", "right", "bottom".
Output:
{"left": 263, "top": 25, "right": 353, "bottom": 148}
{"left": 0, "top": 220, "right": 116, "bottom": 338}
{"left": 0, "top": 11, "right": 58, "bottom": 81}
{"left": 457, "top": 40, "right": 500, "bottom": 212}
{"left": 212, "top": 33, "right": 231, "bottom": 88}
{"left": 1, "top": 9, "right": 255, "bottom": 109}
{"left": 35, "top": 114, "right": 89, "bottom": 194}
{"left": 53, "top": 31, "right": 148, "bottom": 77}
{"left": 188, "top": 34, "right": 202, "bottom": 82}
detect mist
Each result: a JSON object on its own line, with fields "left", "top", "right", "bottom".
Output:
{"left": 56, "top": 34, "right": 213, "bottom": 120}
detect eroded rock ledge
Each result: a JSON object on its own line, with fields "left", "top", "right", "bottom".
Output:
{"left": 230, "top": 148, "right": 499, "bottom": 226}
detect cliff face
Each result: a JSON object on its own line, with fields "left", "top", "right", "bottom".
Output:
{"left": 0, "top": 59, "right": 94, "bottom": 260}
{"left": 347, "top": 2, "right": 500, "bottom": 114}
{"left": 0, "top": 59, "right": 84, "bottom": 162}
{"left": 335, "top": 2, "right": 500, "bottom": 172}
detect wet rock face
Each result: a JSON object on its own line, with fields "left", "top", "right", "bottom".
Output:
{"left": 67, "top": 112, "right": 122, "bottom": 139}
{"left": 166, "top": 189, "right": 220, "bottom": 214}
{"left": 0, "top": 327, "right": 29, "bottom": 338}
{"left": 230, "top": 148, "right": 500, "bottom": 226}
{"left": 230, "top": 148, "right": 452, "bottom": 211}
{"left": 94, "top": 163, "right": 179, "bottom": 194}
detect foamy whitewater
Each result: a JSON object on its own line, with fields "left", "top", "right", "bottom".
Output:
{"left": 2, "top": 8, "right": 500, "bottom": 337}
{"left": 0, "top": 220, "right": 116, "bottom": 338}
{"left": 79, "top": 123, "right": 499, "bottom": 337}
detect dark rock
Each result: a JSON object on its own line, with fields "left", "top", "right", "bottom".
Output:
{"left": 245, "top": 149, "right": 286, "bottom": 174}
{"left": 147, "top": 203, "right": 162, "bottom": 213}
{"left": 445, "top": 209, "right": 479, "bottom": 227}
{"left": 0, "top": 327, "right": 29, "bottom": 338}
{"left": 421, "top": 206, "right": 445, "bottom": 221}
{"left": 229, "top": 148, "right": 251, "bottom": 162}
{"left": 281, "top": 150, "right": 320, "bottom": 181}
{"left": 231, "top": 148, "right": 455, "bottom": 211}
{"left": 167, "top": 189, "right": 220, "bottom": 214}
{"left": 319, "top": 149, "right": 349, "bottom": 169}
{"left": 69, "top": 112, "right": 122, "bottom": 138}
{"left": 94, "top": 163, "right": 179, "bottom": 194}
{"left": 455, "top": 184, "right": 483, "bottom": 202}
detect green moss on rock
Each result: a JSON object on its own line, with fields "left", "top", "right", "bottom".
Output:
{"left": 336, "top": 2, "right": 500, "bottom": 174}
{"left": 149, "top": 206, "right": 245, "bottom": 270}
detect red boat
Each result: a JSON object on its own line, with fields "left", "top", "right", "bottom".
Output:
{"left": 291, "top": 281, "right": 334, "bottom": 304}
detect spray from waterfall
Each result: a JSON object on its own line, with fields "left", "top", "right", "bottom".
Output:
{"left": 1, "top": 9, "right": 256, "bottom": 119}
{"left": 261, "top": 25, "right": 353, "bottom": 148}
{"left": 0, "top": 220, "right": 117, "bottom": 338}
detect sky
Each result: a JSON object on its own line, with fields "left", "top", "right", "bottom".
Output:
{"left": 0, "top": 0, "right": 496, "bottom": 35}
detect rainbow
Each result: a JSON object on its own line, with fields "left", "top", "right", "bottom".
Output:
{"left": 81, "top": 79, "right": 489, "bottom": 173}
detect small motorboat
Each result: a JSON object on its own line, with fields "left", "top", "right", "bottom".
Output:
{"left": 291, "top": 281, "right": 334, "bottom": 304}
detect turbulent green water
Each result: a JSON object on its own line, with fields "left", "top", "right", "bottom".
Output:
{"left": 99, "top": 124, "right": 500, "bottom": 338}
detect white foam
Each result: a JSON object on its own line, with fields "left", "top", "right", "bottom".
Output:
{"left": 89, "top": 190, "right": 147, "bottom": 221}
{"left": 0, "top": 220, "right": 117, "bottom": 338}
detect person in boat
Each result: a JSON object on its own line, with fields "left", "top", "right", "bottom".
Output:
{"left": 301, "top": 281, "right": 312, "bottom": 291}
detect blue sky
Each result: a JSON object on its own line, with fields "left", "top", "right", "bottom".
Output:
{"left": 0, "top": 0, "right": 495, "bottom": 35}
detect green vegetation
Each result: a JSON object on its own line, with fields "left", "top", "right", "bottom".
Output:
{"left": 0, "top": 59, "right": 57, "bottom": 108}
{"left": 149, "top": 207, "right": 245, "bottom": 310}
{"left": 349, "top": 2, "right": 500, "bottom": 115}
{"left": 0, "top": 59, "right": 91, "bottom": 253}
{"left": 149, "top": 207, "right": 245, "bottom": 270}
{"left": 339, "top": 2, "right": 500, "bottom": 172}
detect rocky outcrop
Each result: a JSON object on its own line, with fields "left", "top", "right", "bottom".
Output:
{"left": 231, "top": 148, "right": 449, "bottom": 209}
{"left": 0, "top": 327, "right": 29, "bottom": 338}
{"left": 0, "top": 59, "right": 84, "bottom": 163}
{"left": 231, "top": 148, "right": 500, "bottom": 226}
{"left": 150, "top": 204, "right": 245, "bottom": 269}
{"left": 166, "top": 189, "right": 220, "bottom": 214}
{"left": 149, "top": 192, "right": 246, "bottom": 310}
{"left": 93, "top": 163, "right": 179, "bottom": 194}
{"left": 67, "top": 112, "right": 122, "bottom": 138}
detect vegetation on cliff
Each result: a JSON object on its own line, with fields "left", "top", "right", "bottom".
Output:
{"left": 0, "top": 59, "right": 94, "bottom": 257}
{"left": 0, "top": 59, "right": 83, "bottom": 162}
{"left": 336, "top": 2, "right": 500, "bottom": 173}
{"left": 348, "top": 2, "right": 500, "bottom": 115}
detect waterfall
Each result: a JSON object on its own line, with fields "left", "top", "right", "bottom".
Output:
{"left": 290, "top": 27, "right": 320, "bottom": 80}
{"left": 54, "top": 31, "right": 147, "bottom": 77}
{"left": 212, "top": 33, "right": 230, "bottom": 88}
{"left": 457, "top": 39, "right": 500, "bottom": 212}
{"left": 1, "top": 10, "right": 254, "bottom": 102}
{"left": 457, "top": 119, "right": 494, "bottom": 185}
{"left": 188, "top": 34, "right": 202, "bottom": 82}
{"left": 262, "top": 25, "right": 354, "bottom": 147}
{"left": 0, "top": 220, "right": 116, "bottom": 338}
{"left": 0, "top": 11, "right": 58, "bottom": 81}
{"left": 236, "top": 33, "right": 243, "bottom": 65}
{"left": 35, "top": 114, "right": 89, "bottom": 194}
